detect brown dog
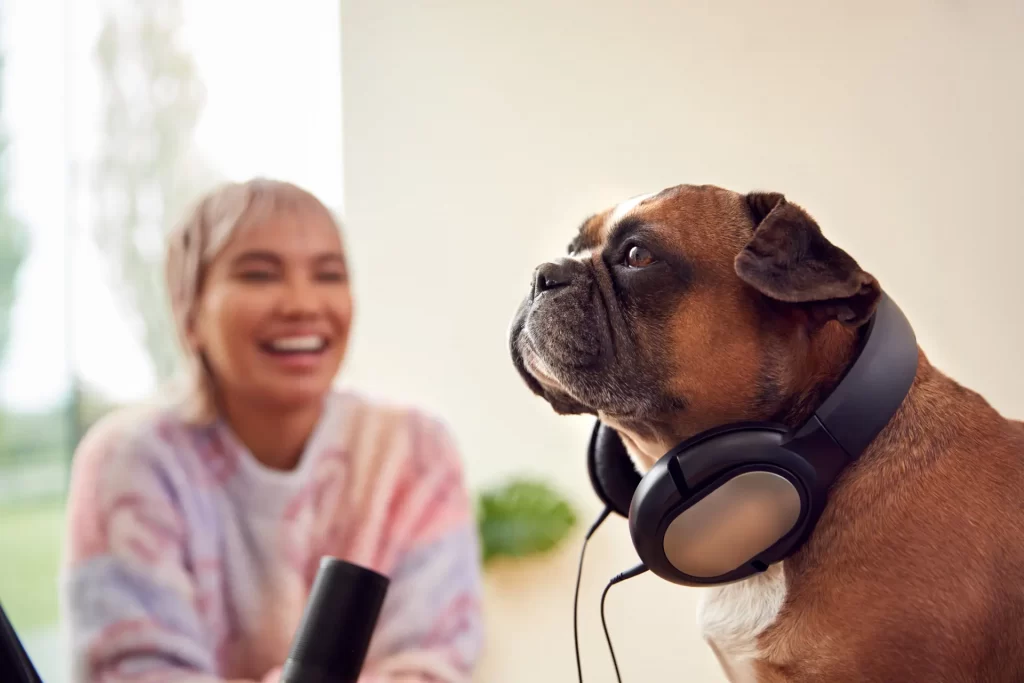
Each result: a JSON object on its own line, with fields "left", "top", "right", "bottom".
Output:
{"left": 508, "top": 184, "right": 1024, "bottom": 682}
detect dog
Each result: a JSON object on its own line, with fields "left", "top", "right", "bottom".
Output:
{"left": 508, "top": 184, "right": 1024, "bottom": 682}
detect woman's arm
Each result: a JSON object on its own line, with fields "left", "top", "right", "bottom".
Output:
{"left": 61, "top": 415, "right": 250, "bottom": 683}
{"left": 355, "top": 414, "right": 485, "bottom": 683}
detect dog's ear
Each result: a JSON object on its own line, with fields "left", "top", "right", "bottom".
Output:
{"left": 735, "top": 192, "right": 881, "bottom": 327}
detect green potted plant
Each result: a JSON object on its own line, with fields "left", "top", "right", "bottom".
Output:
{"left": 476, "top": 477, "right": 578, "bottom": 566}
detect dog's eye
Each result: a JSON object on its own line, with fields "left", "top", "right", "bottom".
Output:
{"left": 625, "top": 245, "right": 654, "bottom": 268}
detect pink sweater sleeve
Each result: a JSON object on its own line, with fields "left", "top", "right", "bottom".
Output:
{"left": 61, "top": 413, "right": 237, "bottom": 683}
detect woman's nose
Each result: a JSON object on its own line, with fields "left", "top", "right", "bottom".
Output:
{"left": 277, "top": 276, "right": 320, "bottom": 317}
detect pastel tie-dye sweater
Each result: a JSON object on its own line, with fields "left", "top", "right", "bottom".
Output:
{"left": 60, "top": 390, "right": 484, "bottom": 683}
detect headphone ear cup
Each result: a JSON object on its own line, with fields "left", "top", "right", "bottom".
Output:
{"left": 587, "top": 421, "right": 643, "bottom": 518}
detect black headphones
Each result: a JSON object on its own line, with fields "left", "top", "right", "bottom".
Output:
{"left": 586, "top": 292, "right": 919, "bottom": 586}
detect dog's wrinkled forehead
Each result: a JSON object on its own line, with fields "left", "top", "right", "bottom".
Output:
{"left": 567, "top": 184, "right": 752, "bottom": 262}
{"left": 569, "top": 191, "right": 661, "bottom": 256}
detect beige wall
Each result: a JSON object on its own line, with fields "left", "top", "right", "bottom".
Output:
{"left": 338, "top": 1, "right": 1023, "bottom": 681}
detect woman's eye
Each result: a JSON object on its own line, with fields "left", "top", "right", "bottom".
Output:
{"left": 239, "top": 270, "right": 276, "bottom": 282}
{"left": 625, "top": 245, "right": 654, "bottom": 268}
{"left": 316, "top": 271, "right": 347, "bottom": 283}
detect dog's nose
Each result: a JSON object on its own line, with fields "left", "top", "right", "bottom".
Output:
{"left": 534, "top": 260, "right": 574, "bottom": 295}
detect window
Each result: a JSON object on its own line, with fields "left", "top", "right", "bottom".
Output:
{"left": 0, "top": 1, "right": 342, "bottom": 680}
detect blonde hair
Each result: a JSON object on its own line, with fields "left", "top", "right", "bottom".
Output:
{"left": 164, "top": 177, "right": 342, "bottom": 423}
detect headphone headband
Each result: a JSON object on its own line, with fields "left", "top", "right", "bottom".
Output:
{"left": 811, "top": 293, "right": 919, "bottom": 458}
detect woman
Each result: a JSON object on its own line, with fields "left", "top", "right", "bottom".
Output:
{"left": 60, "top": 179, "right": 484, "bottom": 683}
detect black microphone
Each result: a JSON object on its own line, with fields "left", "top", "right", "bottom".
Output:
{"left": 280, "top": 556, "right": 390, "bottom": 683}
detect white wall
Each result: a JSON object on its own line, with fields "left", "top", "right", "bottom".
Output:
{"left": 338, "top": 1, "right": 1024, "bottom": 681}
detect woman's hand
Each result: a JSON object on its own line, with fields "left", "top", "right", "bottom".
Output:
{"left": 258, "top": 666, "right": 282, "bottom": 683}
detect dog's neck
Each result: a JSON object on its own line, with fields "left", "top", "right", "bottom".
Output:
{"left": 613, "top": 320, "right": 865, "bottom": 472}
{"left": 613, "top": 428, "right": 676, "bottom": 472}
{"left": 769, "top": 320, "right": 863, "bottom": 429}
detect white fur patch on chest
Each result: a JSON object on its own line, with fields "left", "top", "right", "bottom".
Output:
{"left": 697, "top": 563, "right": 787, "bottom": 682}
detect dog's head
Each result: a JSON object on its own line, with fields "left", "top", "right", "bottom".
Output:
{"left": 508, "top": 184, "right": 881, "bottom": 469}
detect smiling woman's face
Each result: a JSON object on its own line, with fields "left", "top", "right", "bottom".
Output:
{"left": 188, "top": 205, "right": 353, "bottom": 412}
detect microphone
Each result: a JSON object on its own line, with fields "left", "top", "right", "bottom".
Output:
{"left": 280, "top": 557, "right": 390, "bottom": 683}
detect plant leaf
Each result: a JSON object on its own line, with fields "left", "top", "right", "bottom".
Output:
{"left": 476, "top": 478, "right": 577, "bottom": 565}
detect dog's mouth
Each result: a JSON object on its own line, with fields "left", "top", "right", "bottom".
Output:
{"left": 509, "top": 258, "right": 677, "bottom": 420}
{"left": 521, "top": 344, "right": 564, "bottom": 390}
{"left": 510, "top": 289, "right": 686, "bottom": 425}
{"left": 511, "top": 323, "right": 564, "bottom": 393}
{"left": 509, "top": 304, "right": 597, "bottom": 415}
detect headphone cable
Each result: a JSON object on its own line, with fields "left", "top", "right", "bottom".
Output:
{"left": 574, "top": 506, "right": 612, "bottom": 683}
{"left": 600, "top": 563, "right": 649, "bottom": 683}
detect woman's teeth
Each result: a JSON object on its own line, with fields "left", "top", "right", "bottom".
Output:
{"left": 267, "top": 335, "right": 327, "bottom": 353}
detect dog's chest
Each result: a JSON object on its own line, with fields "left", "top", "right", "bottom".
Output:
{"left": 697, "top": 564, "right": 787, "bottom": 683}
